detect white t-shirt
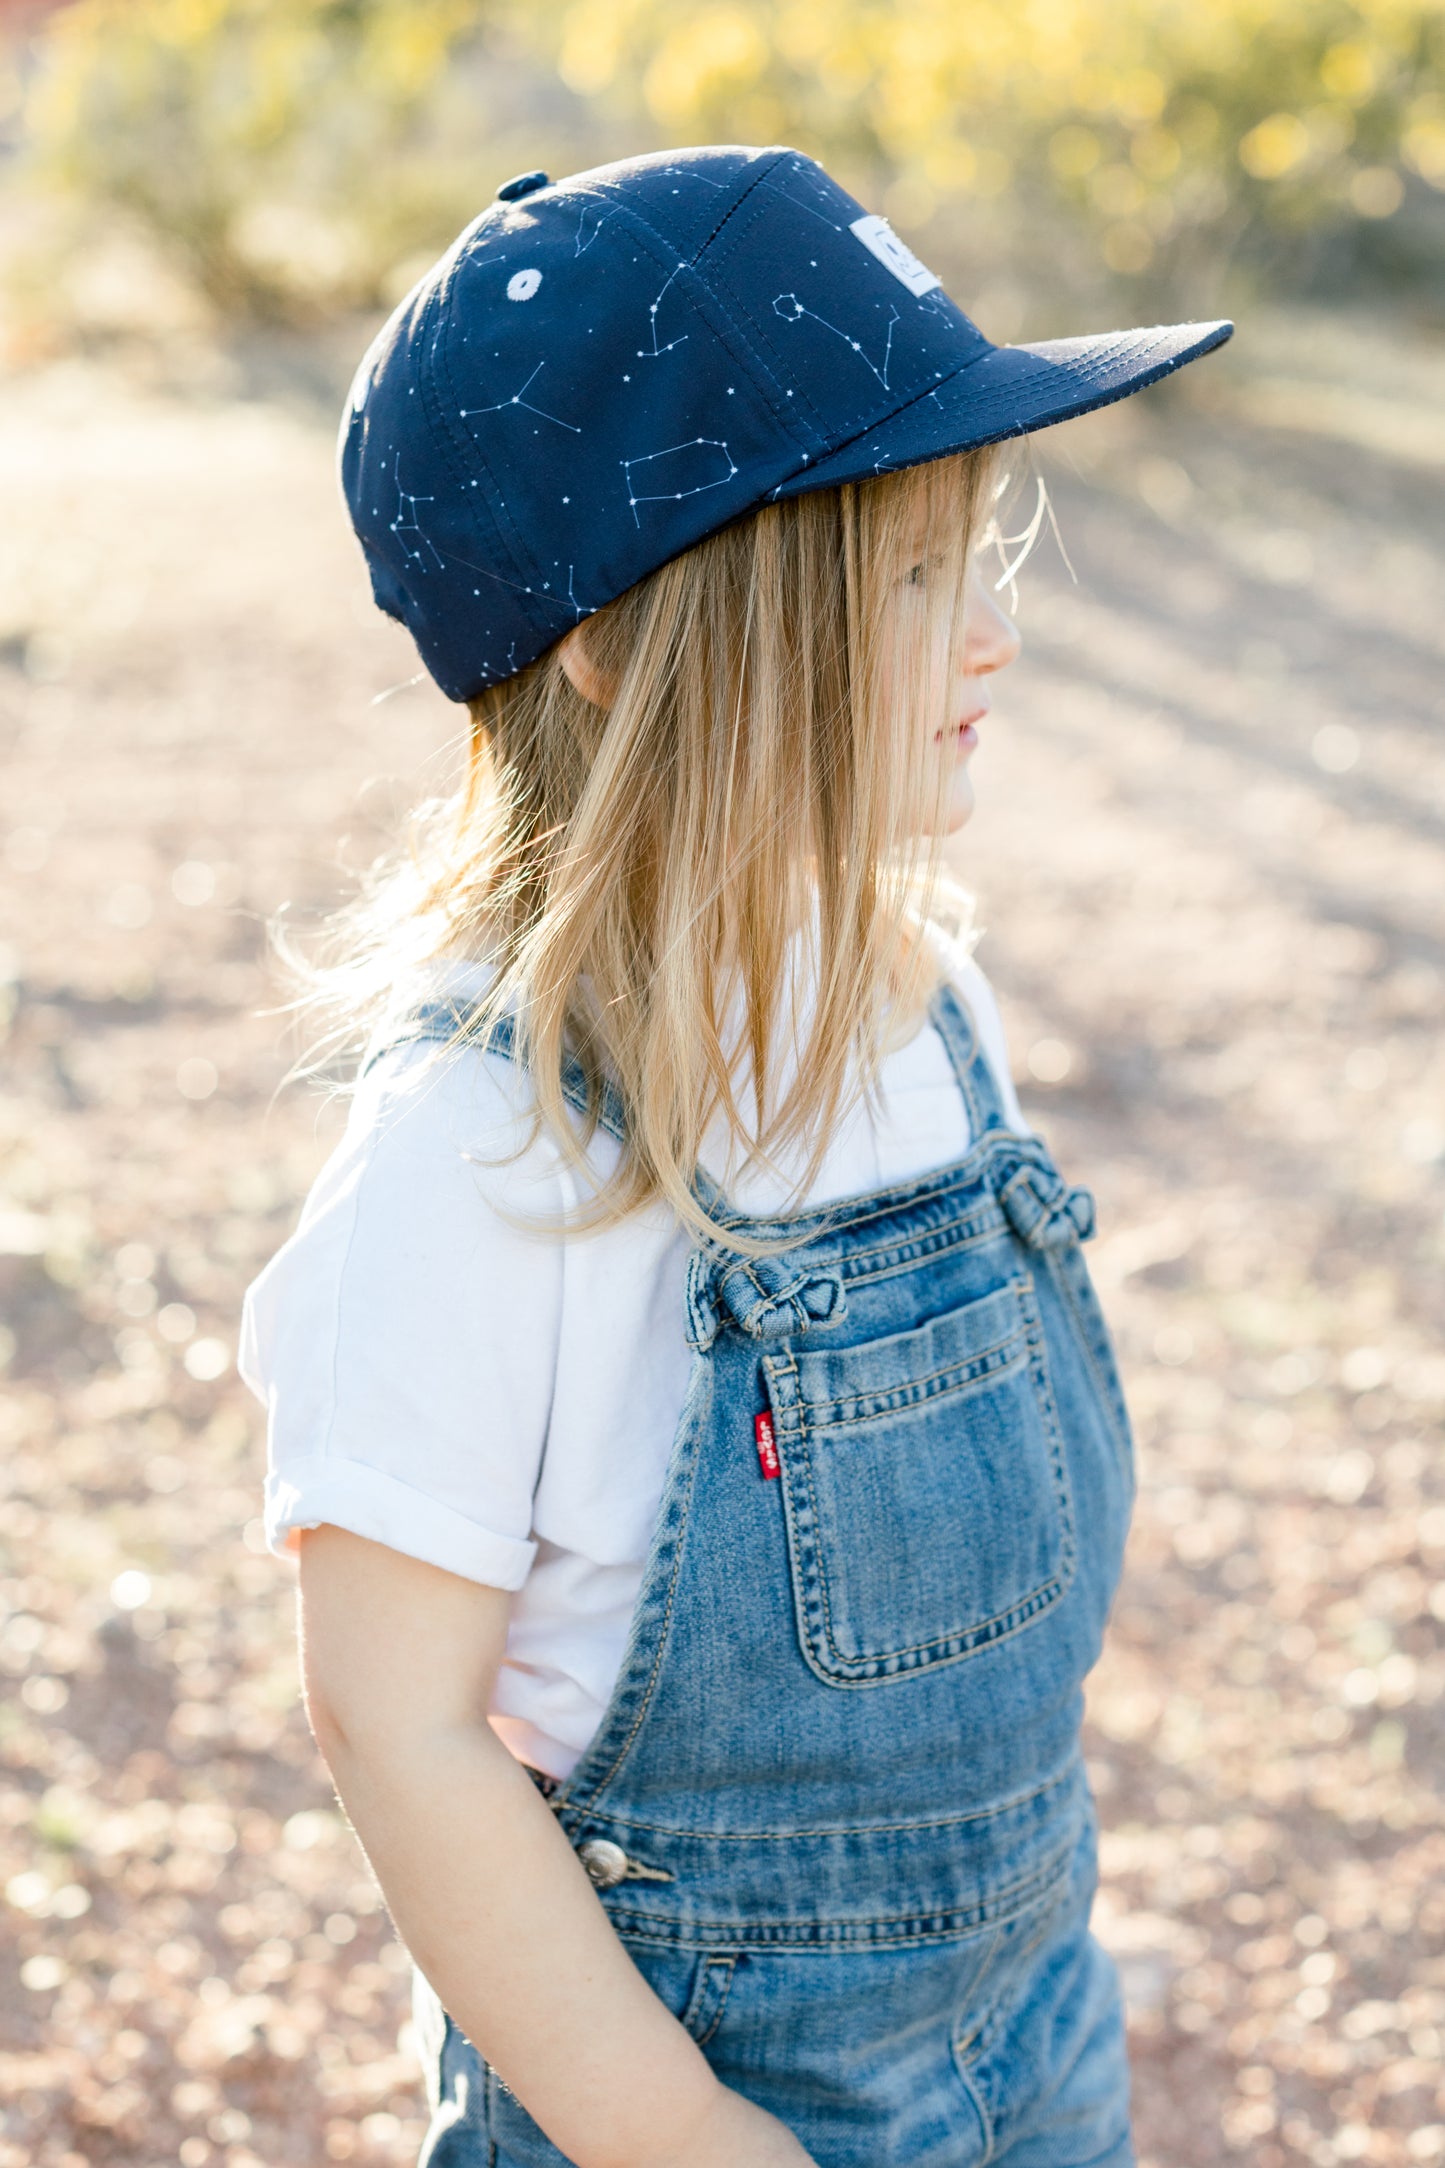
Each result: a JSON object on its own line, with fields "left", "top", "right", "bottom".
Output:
{"left": 238, "top": 924, "right": 1029, "bottom": 1778}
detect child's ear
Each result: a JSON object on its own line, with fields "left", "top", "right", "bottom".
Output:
{"left": 556, "top": 623, "right": 618, "bottom": 708}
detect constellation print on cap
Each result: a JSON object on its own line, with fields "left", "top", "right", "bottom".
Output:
{"left": 621, "top": 438, "right": 739, "bottom": 526}
{"left": 638, "top": 263, "right": 689, "bottom": 359}
{"left": 389, "top": 453, "right": 443, "bottom": 570}
{"left": 460, "top": 360, "right": 581, "bottom": 433}
{"left": 457, "top": 540, "right": 600, "bottom": 628}
{"left": 653, "top": 163, "right": 728, "bottom": 190}
{"left": 570, "top": 196, "right": 618, "bottom": 256}
{"left": 773, "top": 293, "right": 902, "bottom": 390}
{"left": 560, "top": 564, "right": 598, "bottom": 622}
{"left": 342, "top": 140, "right": 1235, "bottom": 704}
{"left": 758, "top": 157, "right": 849, "bottom": 235}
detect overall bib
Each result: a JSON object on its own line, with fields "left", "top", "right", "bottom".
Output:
{"left": 379, "top": 978, "right": 1139, "bottom": 2167}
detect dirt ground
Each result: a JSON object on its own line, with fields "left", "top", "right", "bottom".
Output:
{"left": 0, "top": 301, "right": 1442, "bottom": 2168}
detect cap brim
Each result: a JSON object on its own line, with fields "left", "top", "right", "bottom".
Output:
{"left": 770, "top": 317, "right": 1233, "bottom": 497}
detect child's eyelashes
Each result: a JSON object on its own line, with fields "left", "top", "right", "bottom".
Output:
{"left": 903, "top": 551, "right": 962, "bottom": 590}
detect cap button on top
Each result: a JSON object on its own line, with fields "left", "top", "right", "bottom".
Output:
{"left": 495, "top": 170, "right": 549, "bottom": 202}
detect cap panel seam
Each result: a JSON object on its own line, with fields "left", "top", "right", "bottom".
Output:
{"left": 702, "top": 182, "right": 973, "bottom": 445}
{"left": 683, "top": 145, "right": 794, "bottom": 264}
{"left": 571, "top": 148, "right": 789, "bottom": 270}
{"left": 527, "top": 186, "right": 821, "bottom": 457}
{"left": 691, "top": 183, "right": 841, "bottom": 441}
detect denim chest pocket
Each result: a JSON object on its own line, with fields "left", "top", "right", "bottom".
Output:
{"left": 761, "top": 1275, "right": 1076, "bottom": 1686}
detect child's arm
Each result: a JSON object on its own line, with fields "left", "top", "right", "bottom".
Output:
{"left": 297, "top": 1524, "right": 814, "bottom": 2168}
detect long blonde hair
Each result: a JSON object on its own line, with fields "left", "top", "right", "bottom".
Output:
{"left": 280, "top": 444, "right": 1003, "bottom": 1259}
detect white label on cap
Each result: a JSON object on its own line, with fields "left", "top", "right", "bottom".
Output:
{"left": 849, "top": 214, "right": 942, "bottom": 297}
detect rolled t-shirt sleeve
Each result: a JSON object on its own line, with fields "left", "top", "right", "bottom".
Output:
{"left": 238, "top": 1039, "right": 566, "bottom": 1590}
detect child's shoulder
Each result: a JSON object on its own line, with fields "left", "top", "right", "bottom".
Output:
{"left": 918, "top": 914, "right": 1004, "bottom": 1034}
{"left": 921, "top": 919, "right": 1030, "bottom": 1139}
{"left": 347, "top": 956, "right": 600, "bottom": 1171}
{"left": 238, "top": 963, "right": 571, "bottom": 1408}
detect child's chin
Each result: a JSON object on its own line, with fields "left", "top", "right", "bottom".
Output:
{"left": 943, "top": 776, "right": 976, "bottom": 833}
{"left": 908, "top": 775, "right": 976, "bottom": 840}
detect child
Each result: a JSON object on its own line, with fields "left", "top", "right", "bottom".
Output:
{"left": 240, "top": 144, "right": 1231, "bottom": 2168}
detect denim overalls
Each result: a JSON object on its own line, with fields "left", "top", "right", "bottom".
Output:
{"left": 379, "top": 977, "right": 1139, "bottom": 2167}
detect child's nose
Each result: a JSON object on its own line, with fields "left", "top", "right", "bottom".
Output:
{"left": 965, "top": 578, "right": 1023, "bottom": 675}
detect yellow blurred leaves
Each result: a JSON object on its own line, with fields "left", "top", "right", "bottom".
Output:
{"left": 557, "top": 9, "right": 620, "bottom": 96}
{"left": 1111, "top": 67, "right": 1168, "bottom": 127}
{"left": 19, "top": 0, "right": 498, "bottom": 320}
{"left": 1403, "top": 102, "right": 1445, "bottom": 187}
{"left": 534, "top": 0, "right": 1438, "bottom": 251}
{"left": 643, "top": 9, "right": 769, "bottom": 126}
{"left": 1049, "top": 125, "right": 1103, "bottom": 181}
{"left": 1319, "top": 39, "right": 1379, "bottom": 104}
{"left": 15, "top": 0, "right": 1443, "bottom": 325}
{"left": 1238, "top": 111, "right": 1314, "bottom": 180}
{"left": 1131, "top": 126, "right": 1183, "bottom": 182}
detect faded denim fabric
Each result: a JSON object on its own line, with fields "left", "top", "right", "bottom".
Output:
{"left": 378, "top": 980, "right": 1138, "bottom": 2167}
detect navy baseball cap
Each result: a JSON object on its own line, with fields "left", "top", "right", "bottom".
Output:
{"left": 340, "top": 143, "right": 1232, "bottom": 701}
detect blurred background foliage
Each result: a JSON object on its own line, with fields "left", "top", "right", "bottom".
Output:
{"left": 0, "top": 0, "right": 1442, "bottom": 345}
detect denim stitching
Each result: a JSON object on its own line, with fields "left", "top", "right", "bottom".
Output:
{"left": 807, "top": 1338, "right": 1027, "bottom": 1428}
{"left": 599, "top": 1833, "right": 1078, "bottom": 1944}
{"left": 774, "top": 1277, "right": 1076, "bottom": 1679}
{"left": 952, "top": 2054, "right": 995, "bottom": 2163}
{"left": 1046, "top": 1247, "right": 1135, "bottom": 1491}
{"left": 563, "top": 1753, "right": 1080, "bottom": 1841}
{"left": 560, "top": 1362, "right": 711, "bottom": 1806}
{"left": 680, "top": 1954, "right": 737, "bottom": 2047}
{"left": 950, "top": 1865, "right": 1080, "bottom": 2165}
{"left": 798, "top": 1303, "right": 1028, "bottom": 1427}
{"left": 703, "top": 1128, "right": 1060, "bottom": 1257}
{"left": 480, "top": 2065, "right": 504, "bottom": 2164}
{"left": 836, "top": 1207, "right": 1011, "bottom": 1283}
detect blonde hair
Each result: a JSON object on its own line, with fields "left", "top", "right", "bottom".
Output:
{"left": 280, "top": 445, "right": 1003, "bottom": 1260}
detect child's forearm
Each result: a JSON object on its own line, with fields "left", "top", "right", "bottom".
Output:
{"left": 316, "top": 1714, "right": 724, "bottom": 2168}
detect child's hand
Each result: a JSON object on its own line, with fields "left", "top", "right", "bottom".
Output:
{"left": 650, "top": 2080, "right": 819, "bottom": 2167}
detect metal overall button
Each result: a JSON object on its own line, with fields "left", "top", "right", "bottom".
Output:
{"left": 997, "top": 1162, "right": 1095, "bottom": 1250}
{"left": 573, "top": 1837, "right": 674, "bottom": 1889}
{"left": 577, "top": 1838, "right": 630, "bottom": 1890}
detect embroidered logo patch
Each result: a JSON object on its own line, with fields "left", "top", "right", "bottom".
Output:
{"left": 754, "top": 1411, "right": 781, "bottom": 1480}
{"left": 848, "top": 214, "right": 942, "bottom": 298}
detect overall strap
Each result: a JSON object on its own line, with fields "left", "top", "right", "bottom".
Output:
{"left": 928, "top": 976, "right": 1013, "bottom": 1142}
{"left": 358, "top": 997, "right": 631, "bottom": 1147}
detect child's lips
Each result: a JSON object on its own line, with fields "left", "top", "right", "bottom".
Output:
{"left": 936, "top": 706, "right": 988, "bottom": 744}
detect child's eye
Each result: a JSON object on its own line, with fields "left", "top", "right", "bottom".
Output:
{"left": 906, "top": 561, "right": 928, "bottom": 587}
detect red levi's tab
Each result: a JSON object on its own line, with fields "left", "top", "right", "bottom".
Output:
{"left": 754, "top": 1411, "right": 781, "bottom": 1480}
